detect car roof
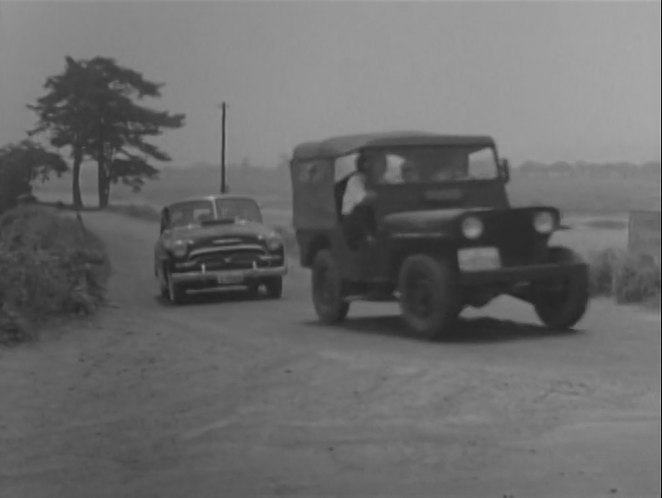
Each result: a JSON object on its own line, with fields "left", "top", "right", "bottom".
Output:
{"left": 291, "top": 131, "right": 496, "bottom": 162}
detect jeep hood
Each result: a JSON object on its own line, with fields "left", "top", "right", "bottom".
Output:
{"left": 382, "top": 208, "right": 493, "bottom": 233}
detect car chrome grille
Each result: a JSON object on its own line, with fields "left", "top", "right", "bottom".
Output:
{"left": 188, "top": 244, "right": 265, "bottom": 259}
{"left": 184, "top": 243, "right": 283, "bottom": 272}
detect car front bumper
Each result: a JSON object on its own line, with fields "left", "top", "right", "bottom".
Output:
{"left": 170, "top": 265, "right": 287, "bottom": 286}
{"left": 460, "top": 261, "right": 587, "bottom": 286}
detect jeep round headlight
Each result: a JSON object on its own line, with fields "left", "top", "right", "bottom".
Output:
{"left": 462, "top": 216, "right": 484, "bottom": 240}
{"left": 266, "top": 236, "right": 283, "bottom": 252}
{"left": 533, "top": 211, "right": 555, "bottom": 234}
{"left": 170, "top": 239, "right": 190, "bottom": 258}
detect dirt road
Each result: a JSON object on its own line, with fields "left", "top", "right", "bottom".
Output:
{"left": 1, "top": 211, "right": 660, "bottom": 497}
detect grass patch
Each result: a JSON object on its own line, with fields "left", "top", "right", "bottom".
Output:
{"left": 588, "top": 248, "right": 660, "bottom": 304}
{"left": 0, "top": 206, "right": 109, "bottom": 344}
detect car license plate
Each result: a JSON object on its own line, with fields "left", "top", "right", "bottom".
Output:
{"left": 458, "top": 247, "right": 501, "bottom": 271}
{"left": 217, "top": 271, "right": 244, "bottom": 284}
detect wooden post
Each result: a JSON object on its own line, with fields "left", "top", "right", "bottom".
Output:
{"left": 219, "top": 102, "right": 227, "bottom": 194}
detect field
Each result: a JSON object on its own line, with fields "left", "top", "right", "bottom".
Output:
{"left": 34, "top": 163, "right": 659, "bottom": 256}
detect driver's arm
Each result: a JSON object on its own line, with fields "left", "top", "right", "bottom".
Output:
{"left": 342, "top": 174, "right": 368, "bottom": 215}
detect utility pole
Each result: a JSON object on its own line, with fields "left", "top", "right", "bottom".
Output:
{"left": 219, "top": 101, "right": 228, "bottom": 194}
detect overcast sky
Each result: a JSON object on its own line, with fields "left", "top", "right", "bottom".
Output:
{"left": 0, "top": 1, "right": 660, "bottom": 167}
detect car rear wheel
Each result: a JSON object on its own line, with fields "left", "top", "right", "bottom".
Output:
{"left": 533, "top": 247, "right": 589, "bottom": 330}
{"left": 398, "top": 254, "right": 459, "bottom": 340}
{"left": 166, "top": 268, "right": 186, "bottom": 305}
{"left": 265, "top": 277, "right": 283, "bottom": 299}
{"left": 312, "top": 249, "right": 349, "bottom": 324}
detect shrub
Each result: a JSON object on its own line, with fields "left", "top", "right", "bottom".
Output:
{"left": 0, "top": 140, "right": 67, "bottom": 215}
{"left": 588, "top": 248, "right": 661, "bottom": 304}
{"left": 0, "top": 206, "right": 109, "bottom": 344}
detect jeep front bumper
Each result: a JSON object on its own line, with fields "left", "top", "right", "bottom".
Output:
{"left": 460, "top": 261, "right": 587, "bottom": 286}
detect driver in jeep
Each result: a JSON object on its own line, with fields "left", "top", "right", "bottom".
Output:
{"left": 340, "top": 151, "right": 387, "bottom": 248}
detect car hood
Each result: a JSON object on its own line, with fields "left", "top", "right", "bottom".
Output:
{"left": 382, "top": 208, "right": 493, "bottom": 233}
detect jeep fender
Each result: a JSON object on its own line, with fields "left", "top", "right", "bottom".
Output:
{"left": 387, "top": 233, "right": 458, "bottom": 279}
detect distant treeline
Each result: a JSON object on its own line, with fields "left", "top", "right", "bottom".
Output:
{"left": 515, "top": 160, "right": 661, "bottom": 178}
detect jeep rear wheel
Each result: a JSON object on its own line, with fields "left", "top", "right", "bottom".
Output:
{"left": 533, "top": 247, "right": 589, "bottom": 330}
{"left": 398, "top": 254, "right": 459, "bottom": 340}
{"left": 312, "top": 249, "right": 349, "bottom": 324}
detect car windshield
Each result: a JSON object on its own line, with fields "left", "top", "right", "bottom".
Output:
{"left": 361, "top": 145, "right": 499, "bottom": 184}
{"left": 215, "top": 198, "right": 262, "bottom": 223}
{"left": 168, "top": 200, "right": 215, "bottom": 228}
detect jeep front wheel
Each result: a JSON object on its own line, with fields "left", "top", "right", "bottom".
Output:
{"left": 312, "top": 249, "right": 349, "bottom": 324}
{"left": 398, "top": 254, "right": 459, "bottom": 340}
{"left": 533, "top": 247, "right": 589, "bottom": 330}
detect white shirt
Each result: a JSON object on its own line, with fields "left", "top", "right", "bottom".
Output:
{"left": 341, "top": 173, "right": 368, "bottom": 215}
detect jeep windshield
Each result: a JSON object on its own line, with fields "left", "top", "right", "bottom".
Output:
{"left": 365, "top": 145, "right": 499, "bottom": 185}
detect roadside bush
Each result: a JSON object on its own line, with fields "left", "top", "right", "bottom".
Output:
{"left": 0, "top": 140, "right": 67, "bottom": 215}
{"left": 0, "top": 206, "right": 109, "bottom": 344}
{"left": 588, "top": 248, "right": 660, "bottom": 304}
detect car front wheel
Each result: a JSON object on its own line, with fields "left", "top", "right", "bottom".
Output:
{"left": 166, "top": 268, "right": 186, "bottom": 305}
{"left": 265, "top": 276, "right": 283, "bottom": 299}
{"left": 398, "top": 254, "right": 459, "bottom": 340}
{"left": 158, "top": 264, "right": 169, "bottom": 299}
{"left": 312, "top": 249, "right": 349, "bottom": 324}
{"left": 533, "top": 247, "right": 589, "bottom": 330}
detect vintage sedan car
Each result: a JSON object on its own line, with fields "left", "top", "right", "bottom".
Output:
{"left": 154, "top": 195, "right": 287, "bottom": 304}
{"left": 289, "top": 131, "right": 589, "bottom": 340}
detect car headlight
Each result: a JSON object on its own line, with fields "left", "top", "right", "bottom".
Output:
{"left": 168, "top": 239, "right": 191, "bottom": 258}
{"left": 266, "top": 236, "right": 283, "bottom": 252}
{"left": 461, "top": 216, "right": 484, "bottom": 240}
{"left": 533, "top": 211, "right": 555, "bottom": 234}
